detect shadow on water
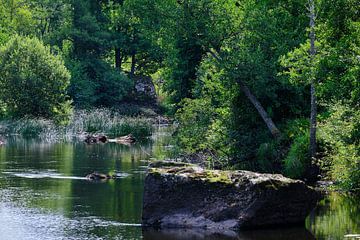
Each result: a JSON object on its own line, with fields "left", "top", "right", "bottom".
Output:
{"left": 143, "top": 227, "right": 316, "bottom": 240}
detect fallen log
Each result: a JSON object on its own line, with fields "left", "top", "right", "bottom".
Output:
{"left": 108, "top": 134, "right": 136, "bottom": 145}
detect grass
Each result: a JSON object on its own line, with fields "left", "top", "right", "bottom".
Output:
{"left": 0, "top": 108, "right": 154, "bottom": 142}
{"left": 70, "top": 109, "right": 153, "bottom": 138}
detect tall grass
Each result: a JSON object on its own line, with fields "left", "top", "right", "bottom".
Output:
{"left": 69, "top": 109, "right": 153, "bottom": 138}
{"left": 0, "top": 118, "right": 59, "bottom": 142}
{"left": 0, "top": 109, "right": 154, "bottom": 142}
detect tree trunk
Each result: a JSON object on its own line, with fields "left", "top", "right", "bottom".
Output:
{"left": 208, "top": 49, "right": 281, "bottom": 138}
{"left": 130, "top": 52, "right": 136, "bottom": 77}
{"left": 309, "top": 0, "right": 317, "bottom": 159}
{"left": 115, "top": 48, "right": 122, "bottom": 70}
{"left": 237, "top": 80, "right": 281, "bottom": 138}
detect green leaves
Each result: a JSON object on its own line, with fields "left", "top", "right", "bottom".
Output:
{"left": 0, "top": 35, "right": 72, "bottom": 122}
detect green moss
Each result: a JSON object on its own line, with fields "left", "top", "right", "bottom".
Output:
{"left": 201, "top": 170, "right": 232, "bottom": 184}
{"left": 257, "top": 179, "right": 292, "bottom": 191}
{"left": 148, "top": 162, "right": 234, "bottom": 185}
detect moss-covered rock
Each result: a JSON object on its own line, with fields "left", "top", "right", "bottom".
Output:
{"left": 142, "top": 161, "right": 320, "bottom": 230}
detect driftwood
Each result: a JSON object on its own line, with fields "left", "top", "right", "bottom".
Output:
{"left": 108, "top": 134, "right": 136, "bottom": 145}
{"left": 86, "top": 172, "right": 115, "bottom": 181}
{"left": 84, "top": 134, "right": 136, "bottom": 145}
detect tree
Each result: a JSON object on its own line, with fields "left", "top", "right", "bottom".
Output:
{"left": 67, "top": 0, "right": 132, "bottom": 108}
{"left": 308, "top": 0, "right": 317, "bottom": 159}
{"left": 172, "top": 0, "right": 310, "bottom": 167}
{"left": 106, "top": 0, "right": 164, "bottom": 76}
{"left": 0, "top": 35, "right": 72, "bottom": 122}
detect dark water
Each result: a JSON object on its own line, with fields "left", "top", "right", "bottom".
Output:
{"left": 0, "top": 126, "right": 359, "bottom": 240}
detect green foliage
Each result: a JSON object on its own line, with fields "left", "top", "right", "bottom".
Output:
{"left": 175, "top": 98, "right": 215, "bottom": 153}
{"left": 0, "top": 0, "right": 358, "bottom": 191}
{"left": 112, "top": 103, "right": 157, "bottom": 117}
{"left": 283, "top": 132, "right": 310, "bottom": 179}
{"left": 67, "top": 59, "right": 133, "bottom": 108}
{"left": 319, "top": 103, "right": 360, "bottom": 192}
{"left": 256, "top": 141, "right": 280, "bottom": 172}
{"left": 65, "top": 0, "right": 135, "bottom": 108}
{"left": 173, "top": 0, "right": 310, "bottom": 170}
{"left": 0, "top": 35, "right": 72, "bottom": 123}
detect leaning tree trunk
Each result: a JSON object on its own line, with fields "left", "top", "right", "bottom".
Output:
{"left": 208, "top": 50, "right": 281, "bottom": 138}
{"left": 309, "top": 0, "right": 317, "bottom": 159}
{"left": 237, "top": 80, "right": 281, "bottom": 138}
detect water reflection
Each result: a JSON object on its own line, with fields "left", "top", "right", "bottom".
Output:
{"left": 0, "top": 126, "right": 359, "bottom": 239}
{"left": 307, "top": 192, "right": 360, "bottom": 240}
{"left": 143, "top": 227, "right": 315, "bottom": 240}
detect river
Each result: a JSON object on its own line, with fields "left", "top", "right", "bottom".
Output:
{"left": 0, "top": 126, "right": 359, "bottom": 240}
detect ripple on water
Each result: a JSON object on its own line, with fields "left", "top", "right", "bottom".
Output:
{"left": 2, "top": 170, "right": 131, "bottom": 180}
{"left": 0, "top": 199, "right": 141, "bottom": 240}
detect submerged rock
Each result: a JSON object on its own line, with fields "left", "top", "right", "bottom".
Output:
{"left": 86, "top": 172, "right": 115, "bottom": 181}
{"left": 142, "top": 161, "right": 320, "bottom": 230}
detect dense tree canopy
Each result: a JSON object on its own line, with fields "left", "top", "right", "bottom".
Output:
{"left": 0, "top": 0, "right": 358, "bottom": 191}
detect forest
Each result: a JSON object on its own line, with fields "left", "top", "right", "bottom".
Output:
{"left": 0, "top": 0, "right": 359, "bottom": 192}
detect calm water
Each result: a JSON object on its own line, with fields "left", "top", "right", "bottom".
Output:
{"left": 0, "top": 126, "right": 359, "bottom": 240}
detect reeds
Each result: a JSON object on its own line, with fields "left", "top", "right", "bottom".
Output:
{"left": 0, "top": 108, "right": 153, "bottom": 142}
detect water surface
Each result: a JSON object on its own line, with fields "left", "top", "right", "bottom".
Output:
{"left": 0, "top": 126, "right": 359, "bottom": 239}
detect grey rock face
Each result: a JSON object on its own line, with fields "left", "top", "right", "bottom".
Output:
{"left": 134, "top": 75, "right": 156, "bottom": 102}
{"left": 142, "top": 161, "right": 320, "bottom": 230}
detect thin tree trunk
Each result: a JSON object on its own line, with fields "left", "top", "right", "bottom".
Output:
{"left": 309, "top": 0, "right": 317, "bottom": 159}
{"left": 115, "top": 48, "right": 122, "bottom": 70}
{"left": 130, "top": 52, "right": 136, "bottom": 78}
{"left": 208, "top": 49, "right": 281, "bottom": 138}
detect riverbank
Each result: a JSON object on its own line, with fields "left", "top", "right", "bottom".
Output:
{"left": 0, "top": 107, "right": 169, "bottom": 142}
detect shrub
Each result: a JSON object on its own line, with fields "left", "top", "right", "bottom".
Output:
{"left": 67, "top": 59, "right": 133, "bottom": 108}
{"left": 0, "top": 35, "right": 72, "bottom": 123}
{"left": 319, "top": 103, "right": 360, "bottom": 192}
{"left": 283, "top": 132, "right": 310, "bottom": 179}
{"left": 175, "top": 98, "right": 215, "bottom": 153}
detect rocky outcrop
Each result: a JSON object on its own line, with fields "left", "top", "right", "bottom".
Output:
{"left": 133, "top": 75, "right": 157, "bottom": 103}
{"left": 142, "top": 161, "right": 320, "bottom": 230}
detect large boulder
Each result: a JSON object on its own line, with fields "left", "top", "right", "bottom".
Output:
{"left": 133, "top": 75, "right": 157, "bottom": 103}
{"left": 142, "top": 161, "right": 320, "bottom": 230}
